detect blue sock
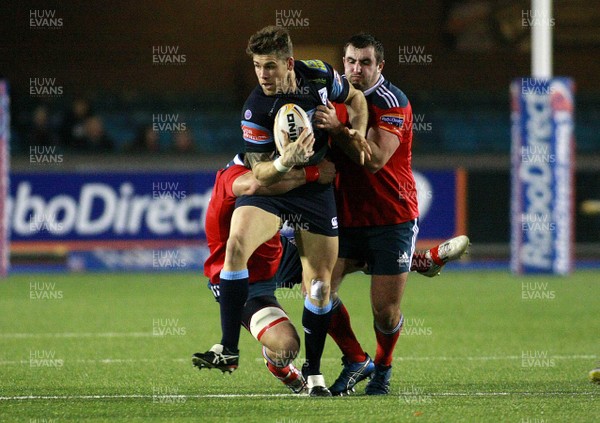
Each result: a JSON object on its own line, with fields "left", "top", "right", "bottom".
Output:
{"left": 218, "top": 269, "right": 249, "bottom": 353}
{"left": 302, "top": 297, "right": 332, "bottom": 375}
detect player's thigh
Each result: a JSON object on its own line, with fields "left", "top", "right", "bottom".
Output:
{"left": 295, "top": 230, "right": 338, "bottom": 281}
{"left": 370, "top": 272, "right": 408, "bottom": 325}
{"left": 227, "top": 206, "right": 280, "bottom": 258}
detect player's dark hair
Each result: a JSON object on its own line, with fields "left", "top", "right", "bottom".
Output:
{"left": 246, "top": 26, "right": 293, "bottom": 60}
{"left": 343, "top": 33, "right": 385, "bottom": 63}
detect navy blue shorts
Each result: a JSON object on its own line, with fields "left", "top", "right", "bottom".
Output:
{"left": 235, "top": 183, "right": 338, "bottom": 237}
{"left": 208, "top": 234, "right": 303, "bottom": 302}
{"left": 338, "top": 220, "right": 419, "bottom": 275}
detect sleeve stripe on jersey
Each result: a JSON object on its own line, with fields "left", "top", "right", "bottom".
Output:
{"left": 376, "top": 86, "right": 400, "bottom": 109}
{"left": 330, "top": 71, "right": 343, "bottom": 101}
{"left": 241, "top": 120, "right": 273, "bottom": 144}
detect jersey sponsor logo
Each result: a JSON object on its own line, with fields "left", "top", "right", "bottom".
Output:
{"left": 244, "top": 109, "right": 252, "bottom": 120}
{"left": 318, "top": 87, "right": 328, "bottom": 105}
{"left": 242, "top": 124, "right": 271, "bottom": 143}
{"left": 308, "top": 78, "right": 326, "bottom": 85}
{"left": 300, "top": 59, "right": 326, "bottom": 72}
{"left": 380, "top": 114, "right": 405, "bottom": 127}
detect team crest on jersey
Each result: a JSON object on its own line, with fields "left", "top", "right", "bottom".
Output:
{"left": 244, "top": 109, "right": 252, "bottom": 120}
{"left": 301, "top": 59, "right": 327, "bottom": 72}
{"left": 380, "top": 114, "right": 404, "bottom": 127}
{"left": 318, "top": 87, "right": 328, "bottom": 105}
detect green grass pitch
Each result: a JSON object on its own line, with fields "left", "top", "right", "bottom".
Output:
{"left": 1, "top": 270, "right": 598, "bottom": 422}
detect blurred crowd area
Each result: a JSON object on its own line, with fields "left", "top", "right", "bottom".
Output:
{"left": 5, "top": 0, "right": 600, "bottom": 156}
{"left": 11, "top": 90, "right": 600, "bottom": 157}
{"left": 11, "top": 94, "right": 238, "bottom": 156}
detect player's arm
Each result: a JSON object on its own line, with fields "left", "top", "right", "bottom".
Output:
{"left": 360, "top": 125, "right": 400, "bottom": 173}
{"left": 316, "top": 101, "right": 399, "bottom": 173}
{"left": 245, "top": 128, "right": 315, "bottom": 186}
{"left": 232, "top": 159, "right": 335, "bottom": 197}
{"left": 333, "top": 124, "right": 399, "bottom": 173}
{"left": 342, "top": 83, "right": 368, "bottom": 136}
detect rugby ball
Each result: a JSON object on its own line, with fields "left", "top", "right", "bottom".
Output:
{"left": 273, "top": 103, "right": 313, "bottom": 155}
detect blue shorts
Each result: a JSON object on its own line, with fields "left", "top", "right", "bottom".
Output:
{"left": 338, "top": 220, "right": 419, "bottom": 275}
{"left": 208, "top": 235, "right": 303, "bottom": 301}
{"left": 235, "top": 183, "right": 338, "bottom": 237}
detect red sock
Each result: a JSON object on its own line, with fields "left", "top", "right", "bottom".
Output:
{"left": 429, "top": 245, "right": 445, "bottom": 266}
{"left": 374, "top": 316, "right": 403, "bottom": 367}
{"left": 266, "top": 361, "right": 300, "bottom": 382}
{"left": 263, "top": 347, "right": 301, "bottom": 384}
{"left": 328, "top": 300, "right": 367, "bottom": 363}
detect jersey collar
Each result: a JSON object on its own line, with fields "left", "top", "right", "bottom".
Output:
{"left": 363, "top": 75, "right": 385, "bottom": 96}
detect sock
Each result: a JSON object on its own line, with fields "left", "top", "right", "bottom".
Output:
{"left": 429, "top": 245, "right": 445, "bottom": 266}
{"left": 328, "top": 297, "right": 367, "bottom": 363}
{"left": 262, "top": 347, "right": 301, "bottom": 385}
{"left": 302, "top": 297, "right": 332, "bottom": 376}
{"left": 218, "top": 269, "right": 249, "bottom": 353}
{"left": 374, "top": 314, "right": 403, "bottom": 367}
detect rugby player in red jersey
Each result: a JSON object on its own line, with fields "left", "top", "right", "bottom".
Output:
{"left": 315, "top": 33, "right": 469, "bottom": 395}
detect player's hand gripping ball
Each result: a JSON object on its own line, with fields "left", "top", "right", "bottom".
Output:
{"left": 273, "top": 103, "right": 313, "bottom": 156}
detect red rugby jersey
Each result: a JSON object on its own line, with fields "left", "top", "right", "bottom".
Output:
{"left": 203, "top": 160, "right": 282, "bottom": 284}
{"left": 332, "top": 75, "right": 419, "bottom": 227}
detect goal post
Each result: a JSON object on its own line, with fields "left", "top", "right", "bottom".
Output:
{"left": 510, "top": 0, "right": 575, "bottom": 275}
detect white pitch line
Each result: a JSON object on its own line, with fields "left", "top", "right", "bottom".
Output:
{"left": 395, "top": 354, "right": 598, "bottom": 361}
{"left": 0, "top": 391, "right": 597, "bottom": 401}
{"left": 1, "top": 354, "right": 595, "bottom": 367}
{"left": 0, "top": 358, "right": 189, "bottom": 366}
{"left": 0, "top": 332, "right": 155, "bottom": 339}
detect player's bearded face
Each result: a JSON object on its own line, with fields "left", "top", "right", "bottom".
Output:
{"left": 343, "top": 45, "right": 381, "bottom": 92}
{"left": 252, "top": 54, "right": 293, "bottom": 96}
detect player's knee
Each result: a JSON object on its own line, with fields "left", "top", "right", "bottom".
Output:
{"left": 307, "top": 278, "right": 330, "bottom": 303}
{"left": 224, "top": 233, "right": 251, "bottom": 265}
{"left": 373, "top": 306, "right": 401, "bottom": 332}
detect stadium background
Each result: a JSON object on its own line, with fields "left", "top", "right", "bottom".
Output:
{"left": 1, "top": 2, "right": 599, "bottom": 421}
{"left": 2, "top": 0, "right": 599, "bottom": 270}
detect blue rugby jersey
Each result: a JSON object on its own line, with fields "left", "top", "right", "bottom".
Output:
{"left": 240, "top": 59, "right": 349, "bottom": 166}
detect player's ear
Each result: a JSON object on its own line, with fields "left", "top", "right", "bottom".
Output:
{"left": 287, "top": 57, "right": 294, "bottom": 70}
{"left": 378, "top": 60, "right": 385, "bottom": 73}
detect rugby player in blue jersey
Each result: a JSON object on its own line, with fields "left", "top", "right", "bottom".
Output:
{"left": 193, "top": 26, "right": 371, "bottom": 396}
